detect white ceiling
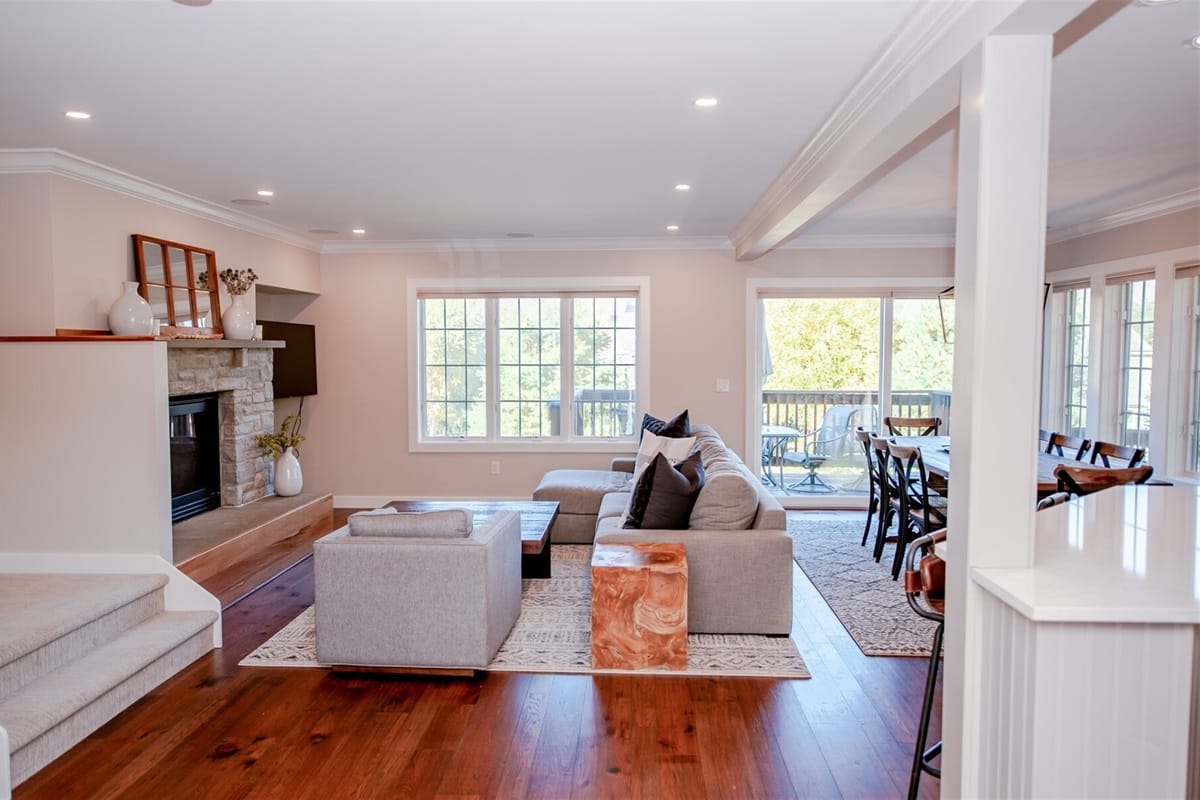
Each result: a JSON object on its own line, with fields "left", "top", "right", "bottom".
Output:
{"left": 0, "top": 1, "right": 1197, "bottom": 247}
{"left": 804, "top": 0, "right": 1200, "bottom": 239}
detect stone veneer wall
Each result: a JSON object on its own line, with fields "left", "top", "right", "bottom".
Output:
{"left": 167, "top": 346, "right": 274, "bottom": 507}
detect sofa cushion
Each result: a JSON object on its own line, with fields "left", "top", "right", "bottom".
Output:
{"left": 688, "top": 457, "right": 760, "bottom": 530}
{"left": 534, "top": 469, "right": 632, "bottom": 515}
{"left": 623, "top": 451, "right": 705, "bottom": 530}
{"left": 640, "top": 409, "right": 690, "bottom": 441}
{"left": 348, "top": 508, "right": 474, "bottom": 538}
{"left": 597, "top": 491, "right": 630, "bottom": 523}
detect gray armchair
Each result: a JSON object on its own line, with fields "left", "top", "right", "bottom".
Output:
{"left": 313, "top": 509, "right": 522, "bottom": 670}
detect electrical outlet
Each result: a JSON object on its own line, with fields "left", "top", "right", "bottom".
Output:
{"left": 490, "top": 461, "right": 501, "bottom": 476}
{"left": 716, "top": 378, "right": 731, "bottom": 393}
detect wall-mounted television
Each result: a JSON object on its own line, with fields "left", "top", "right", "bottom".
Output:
{"left": 260, "top": 320, "right": 318, "bottom": 398}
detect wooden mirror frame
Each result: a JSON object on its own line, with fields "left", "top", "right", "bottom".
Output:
{"left": 133, "top": 234, "right": 223, "bottom": 337}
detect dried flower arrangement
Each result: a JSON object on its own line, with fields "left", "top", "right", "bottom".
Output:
{"left": 218, "top": 267, "right": 259, "bottom": 296}
{"left": 255, "top": 414, "right": 306, "bottom": 459}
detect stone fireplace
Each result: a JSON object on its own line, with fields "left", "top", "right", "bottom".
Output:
{"left": 166, "top": 342, "right": 279, "bottom": 508}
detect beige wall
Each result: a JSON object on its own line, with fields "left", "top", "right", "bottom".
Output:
{"left": 290, "top": 246, "right": 953, "bottom": 502}
{"left": 47, "top": 175, "right": 322, "bottom": 330}
{"left": 1046, "top": 208, "right": 1200, "bottom": 272}
{"left": 0, "top": 342, "right": 173, "bottom": 558}
{"left": 0, "top": 174, "right": 56, "bottom": 335}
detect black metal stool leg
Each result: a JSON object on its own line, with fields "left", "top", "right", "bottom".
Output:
{"left": 907, "top": 620, "right": 944, "bottom": 800}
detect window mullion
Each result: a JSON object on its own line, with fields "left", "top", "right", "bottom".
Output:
{"left": 486, "top": 297, "right": 499, "bottom": 441}
{"left": 562, "top": 296, "right": 574, "bottom": 442}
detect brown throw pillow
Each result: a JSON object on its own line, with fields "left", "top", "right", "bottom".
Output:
{"left": 623, "top": 450, "right": 705, "bottom": 530}
{"left": 640, "top": 409, "right": 691, "bottom": 442}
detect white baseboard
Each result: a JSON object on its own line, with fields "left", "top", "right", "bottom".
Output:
{"left": 333, "top": 494, "right": 531, "bottom": 509}
{"left": 0, "top": 553, "right": 222, "bottom": 647}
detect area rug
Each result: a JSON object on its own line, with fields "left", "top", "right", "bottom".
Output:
{"left": 240, "top": 545, "right": 810, "bottom": 679}
{"left": 787, "top": 512, "right": 937, "bottom": 657}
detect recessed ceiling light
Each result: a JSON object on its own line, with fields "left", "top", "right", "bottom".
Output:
{"left": 693, "top": 97, "right": 718, "bottom": 108}
{"left": 674, "top": 184, "right": 691, "bottom": 192}
{"left": 666, "top": 225, "right": 679, "bottom": 232}
{"left": 172, "top": 0, "right": 213, "bottom": 6}
{"left": 256, "top": 189, "right": 274, "bottom": 197}
{"left": 230, "top": 198, "right": 269, "bottom": 207}
{"left": 1185, "top": 33, "right": 1200, "bottom": 49}
{"left": 351, "top": 228, "right": 366, "bottom": 235}
{"left": 64, "top": 110, "right": 91, "bottom": 120}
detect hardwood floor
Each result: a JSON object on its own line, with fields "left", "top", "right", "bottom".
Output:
{"left": 17, "top": 511, "right": 941, "bottom": 799}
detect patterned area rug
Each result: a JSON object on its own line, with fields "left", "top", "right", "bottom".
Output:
{"left": 788, "top": 512, "right": 937, "bottom": 657}
{"left": 240, "top": 545, "right": 810, "bottom": 679}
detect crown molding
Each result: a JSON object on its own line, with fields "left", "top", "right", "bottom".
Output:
{"left": 0, "top": 148, "right": 320, "bottom": 252}
{"left": 1046, "top": 189, "right": 1200, "bottom": 245}
{"left": 320, "top": 235, "right": 734, "bottom": 255}
{"left": 779, "top": 232, "right": 954, "bottom": 250}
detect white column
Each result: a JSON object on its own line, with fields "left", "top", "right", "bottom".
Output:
{"left": 941, "top": 35, "right": 1053, "bottom": 797}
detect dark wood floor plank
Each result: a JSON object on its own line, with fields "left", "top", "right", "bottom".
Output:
{"left": 15, "top": 510, "right": 941, "bottom": 799}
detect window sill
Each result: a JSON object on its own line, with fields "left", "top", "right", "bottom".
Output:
{"left": 409, "top": 439, "right": 637, "bottom": 454}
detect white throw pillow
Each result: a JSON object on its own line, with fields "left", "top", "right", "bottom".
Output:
{"left": 622, "top": 431, "right": 697, "bottom": 525}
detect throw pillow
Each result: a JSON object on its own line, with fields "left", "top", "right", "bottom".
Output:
{"left": 633, "top": 430, "right": 697, "bottom": 477}
{"left": 348, "top": 508, "right": 474, "bottom": 538}
{"left": 622, "top": 450, "right": 706, "bottom": 530}
{"left": 640, "top": 409, "right": 690, "bottom": 441}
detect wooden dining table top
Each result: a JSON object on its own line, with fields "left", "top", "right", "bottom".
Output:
{"left": 890, "top": 435, "right": 1079, "bottom": 494}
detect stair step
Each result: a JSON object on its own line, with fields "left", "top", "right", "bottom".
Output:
{"left": 0, "top": 574, "right": 168, "bottom": 700}
{"left": 0, "top": 609, "right": 218, "bottom": 786}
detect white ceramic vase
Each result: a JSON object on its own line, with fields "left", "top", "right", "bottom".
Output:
{"left": 222, "top": 293, "right": 255, "bottom": 340}
{"left": 274, "top": 447, "right": 303, "bottom": 497}
{"left": 108, "top": 281, "right": 154, "bottom": 335}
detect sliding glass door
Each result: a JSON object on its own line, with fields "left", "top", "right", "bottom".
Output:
{"left": 757, "top": 293, "right": 953, "bottom": 506}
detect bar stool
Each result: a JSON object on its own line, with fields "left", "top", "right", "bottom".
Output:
{"left": 904, "top": 530, "right": 946, "bottom": 800}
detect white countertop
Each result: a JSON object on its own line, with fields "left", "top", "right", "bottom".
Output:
{"left": 973, "top": 484, "right": 1200, "bottom": 624}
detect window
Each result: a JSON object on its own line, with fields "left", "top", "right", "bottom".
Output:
{"left": 414, "top": 282, "right": 644, "bottom": 447}
{"left": 1062, "top": 287, "right": 1090, "bottom": 439}
{"left": 1188, "top": 276, "right": 1200, "bottom": 472}
{"left": 1117, "top": 278, "right": 1154, "bottom": 453}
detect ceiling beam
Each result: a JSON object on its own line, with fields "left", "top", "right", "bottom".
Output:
{"left": 730, "top": 0, "right": 1110, "bottom": 261}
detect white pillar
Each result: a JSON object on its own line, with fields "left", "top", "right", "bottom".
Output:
{"left": 941, "top": 35, "right": 1053, "bottom": 797}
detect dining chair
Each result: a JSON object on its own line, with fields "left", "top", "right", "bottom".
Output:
{"left": 1038, "top": 427, "right": 1053, "bottom": 451}
{"left": 1054, "top": 464, "right": 1153, "bottom": 496}
{"left": 1035, "top": 491, "right": 1072, "bottom": 510}
{"left": 883, "top": 416, "right": 941, "bottom": 437}
{"left": 903, "top": 530, "right": 946, "bottom": 800}
{"left": 869, "top": 435, "right": 899, "bottom": 564}
{"left": 1088, "top": 440, "right": 1145, "bottom": 468}
{"left": 887, "top": 442, "right": 948, "bottom": 580}
{"left": 1045, "top": 432, "right": 1091, "bottom": 461}
{"left": 854, "top": 427, "right": 879, "bottom": 547}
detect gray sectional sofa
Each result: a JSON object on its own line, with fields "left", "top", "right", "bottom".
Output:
{"left": 534, "top": 424, "right": 794, "bottom": 635}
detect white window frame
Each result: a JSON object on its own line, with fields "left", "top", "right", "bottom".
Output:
{"left": 745, "top": 276, "right": 951, "bottom": 510}
{"left": 1044, "top": 245, "right": 1199, "bottom": 483}
{"left": 1044, "top": 284, "right": 1092, "bottom": 438}
{"left": 407, "top": 276, "right": 650, "bottom": 453}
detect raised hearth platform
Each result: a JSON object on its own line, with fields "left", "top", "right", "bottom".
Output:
{"left": 175, "top": 493, "right": 334, "bottom": 607}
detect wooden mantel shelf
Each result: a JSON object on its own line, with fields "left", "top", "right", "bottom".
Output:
{"left": 0, "top": 335, "right": 283, "bottom": 349}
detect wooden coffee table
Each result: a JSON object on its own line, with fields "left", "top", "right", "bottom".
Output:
{"left": 384, "top": 500, "right": 559, "bottom": 578}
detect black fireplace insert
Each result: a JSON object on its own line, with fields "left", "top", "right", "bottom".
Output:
{"left": 169, "top": 393, "right": 221, "bottom": 523}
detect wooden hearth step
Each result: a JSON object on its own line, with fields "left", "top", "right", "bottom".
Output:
{"left": 174, "top": 493, "right": 335, "bottom": 606}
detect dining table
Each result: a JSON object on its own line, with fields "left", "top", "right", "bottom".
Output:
{"left": 890, "top": 435, "right": 1083, "bottom": 496}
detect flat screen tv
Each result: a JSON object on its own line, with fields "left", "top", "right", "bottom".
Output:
{"left": 260, "top": 320, "right": 318, "bottom": 398}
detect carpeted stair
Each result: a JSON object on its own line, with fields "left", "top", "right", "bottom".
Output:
{"left": 0, "top": 573, "right": 218, "bottom": 788}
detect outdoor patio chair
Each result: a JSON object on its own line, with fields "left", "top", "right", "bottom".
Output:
{"left": 781, "top": 405, "right": 862, "bottom": 494}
